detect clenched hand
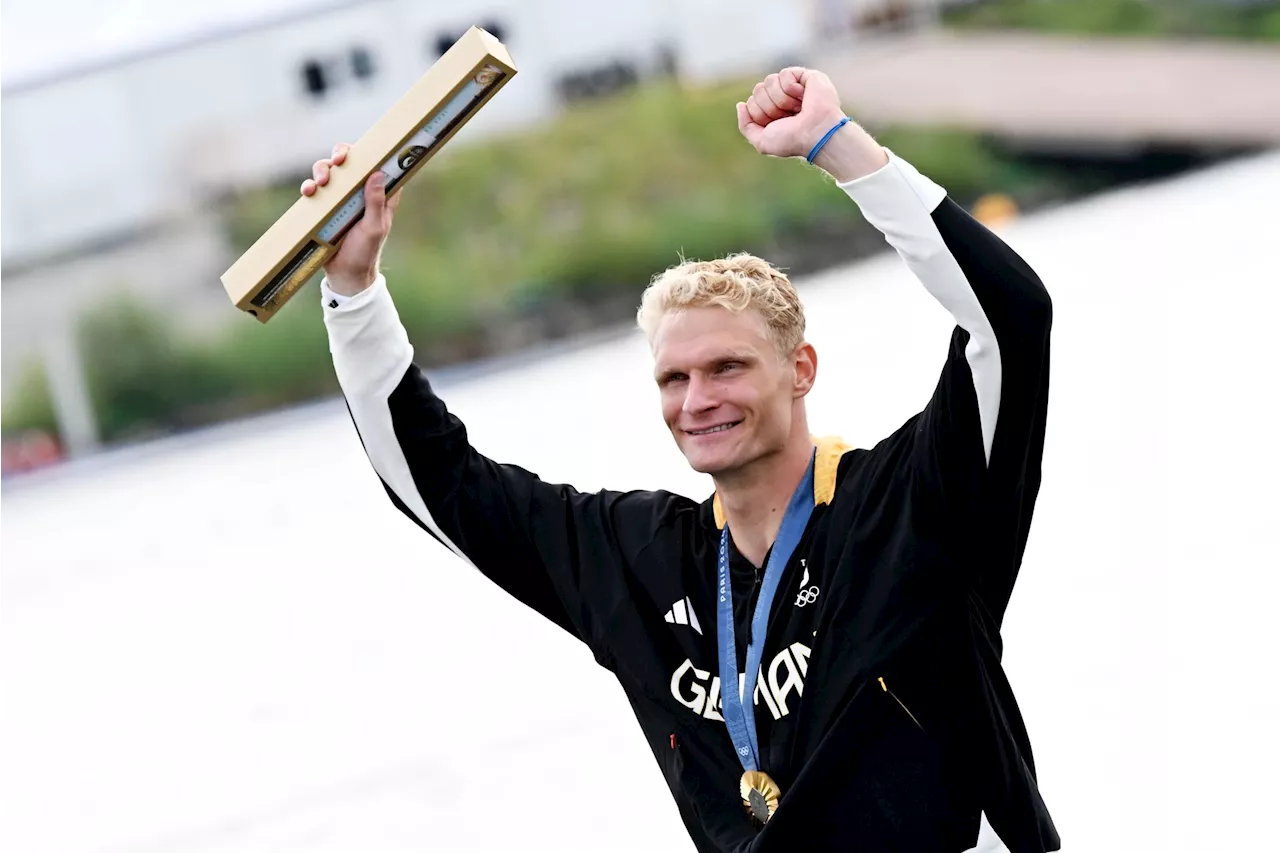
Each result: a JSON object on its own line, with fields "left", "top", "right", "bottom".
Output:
{"left": 737, "top": 67, "right": 887, "bottom": 182}
{"left": 736, "top": 68, "right": 845, "bottom": 160}
{"left": 300, "top": 143, "right": 402, "bottom": 297}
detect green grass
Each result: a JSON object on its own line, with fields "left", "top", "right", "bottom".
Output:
{"left": 942, "top": 0, "right": 1280, "bottom": 42}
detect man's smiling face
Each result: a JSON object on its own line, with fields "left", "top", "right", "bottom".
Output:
{"left": 652, "top": 305, "right": 803, "bottom": 477}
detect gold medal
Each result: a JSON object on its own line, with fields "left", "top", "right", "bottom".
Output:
{"left": 740, "top": 770, "right": 781, "bottom": 823}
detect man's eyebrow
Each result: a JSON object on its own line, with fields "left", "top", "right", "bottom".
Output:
{"left": 654, "top": 351, "right": 759, "bottom": 380}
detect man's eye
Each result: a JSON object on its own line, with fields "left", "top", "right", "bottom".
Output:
{"left": 717, "top": 362, "right": 740, "bottom": 373}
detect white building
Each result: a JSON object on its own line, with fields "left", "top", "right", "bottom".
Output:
{"left": 1, "top": 0, "right": 822, "bottom": 268}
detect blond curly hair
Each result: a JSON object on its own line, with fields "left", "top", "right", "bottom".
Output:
{"left": 636, "top": 253, "right": 805, "bottom": 355}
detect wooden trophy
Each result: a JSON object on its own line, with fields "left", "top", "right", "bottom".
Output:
{"left": 221, "top": 26, "right": 516, "bottom": 322}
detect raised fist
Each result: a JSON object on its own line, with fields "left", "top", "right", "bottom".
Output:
{"left": 736, "top": 68, "right": 845, "bottom": 160}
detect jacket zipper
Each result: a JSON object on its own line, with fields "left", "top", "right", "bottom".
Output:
{"left": 878, "top": 677, "right": 926, "bottom": 733}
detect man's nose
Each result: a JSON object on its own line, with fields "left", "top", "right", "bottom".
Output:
{"left": 682, "top": 374, "right": 717, "bottom": 415}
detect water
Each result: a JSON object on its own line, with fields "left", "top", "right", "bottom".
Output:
{"left": 4, "top": 150, "right": 1279, "bottom": 852}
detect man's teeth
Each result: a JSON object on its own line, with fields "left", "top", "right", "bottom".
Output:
{"left": 691, "top": 423, "right": 736, "bottom": 435}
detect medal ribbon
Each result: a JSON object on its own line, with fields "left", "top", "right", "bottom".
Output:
{"left": 716, "top": 448, "right": 816, "bottom": 773}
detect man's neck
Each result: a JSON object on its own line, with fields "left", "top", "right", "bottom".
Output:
{"left": 716, "top": 438, "right": 814, "bottom": 568}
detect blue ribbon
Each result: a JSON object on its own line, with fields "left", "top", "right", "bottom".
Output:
{"left": 716, "top": 449, "right": 816, "bottom": 771}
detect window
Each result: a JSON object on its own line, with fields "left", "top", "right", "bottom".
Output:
{"left": 557, "top": 60, "right": 639, "bottom": 104}
{"left": 350, "top": 46, "right": 375, "bottom": 79}
{"left": 433, "top": 32, "right": 458, "bottom": 57}
{"left": 433, "top": 19, "right": 508, "bottom": 57}
{"left": 302, "top": 60, "right": 327, "bottom": 97}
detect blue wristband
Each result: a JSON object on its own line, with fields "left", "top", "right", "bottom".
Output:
{"left": 806, "top": 116, "right": 851, "bottom": 164}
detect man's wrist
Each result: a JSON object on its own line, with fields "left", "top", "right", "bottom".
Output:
{"left": 325, "top": 268, "right": 378, "bottom": 297}
{"left": 322, "top": 272, "right": 387, "bottom": 310}
{"left": 811, "top": 119, "right": 890, "bottom": 184}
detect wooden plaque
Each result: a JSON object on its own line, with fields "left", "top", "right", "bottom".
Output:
{"left": 220, "top": 26, "right": 516, "bottom": 322}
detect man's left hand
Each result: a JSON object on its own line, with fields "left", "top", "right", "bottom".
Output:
{"left": 736, "top": 68, "right": 846, "bottom": 160}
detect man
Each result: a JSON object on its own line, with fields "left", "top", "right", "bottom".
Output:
{"left": 303, "top": 67, "right": 1058, "bottom": 852}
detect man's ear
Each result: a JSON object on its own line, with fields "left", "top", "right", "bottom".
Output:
{"left": 793, "top": 342, "right": 817, "bottom": 398}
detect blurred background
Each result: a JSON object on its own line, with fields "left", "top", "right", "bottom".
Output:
{"left": 3, "top": 1, "right": 1279, "bottom": 851}
{"left": 4, "top": 0, "right": 1280, "bottom": 464}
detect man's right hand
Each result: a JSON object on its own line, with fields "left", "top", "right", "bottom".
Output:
{"left": 301, "top": 143, "right": 402, "bottom": 297}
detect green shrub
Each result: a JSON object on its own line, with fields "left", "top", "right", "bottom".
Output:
{"left": 1, "top": 359, "right": 59, "bottom": 438}
{"left": 943, "top": 0, "right": 1280, "bottom": 42}
{"left": 205, "top": 293, "right": 337, "bottom": 406}
{"left": 71, "top": 294, "right": 232, "bottom": 441}
{"left": 1257, "top": 7, "right": 1280, "bottom": 40}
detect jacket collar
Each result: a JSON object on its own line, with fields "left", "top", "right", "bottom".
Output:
{"left": 704, "top": 435, "right": 853, "bottom": 530}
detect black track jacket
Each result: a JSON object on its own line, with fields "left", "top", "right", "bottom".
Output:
{"left": 322, "top": 150, "right": 1059, "bottom": 852}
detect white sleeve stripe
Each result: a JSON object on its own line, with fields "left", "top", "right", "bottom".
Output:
{"left": 838, "top": 150, "right": 1002, "bottom": 464}
{"left": 349, "top": 395, "right": 473, "bottom": 565}
{"left": 323, "top": 274, "right": 474, "bottom": 564}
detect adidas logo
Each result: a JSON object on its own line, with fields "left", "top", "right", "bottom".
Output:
{"left": 663, "top": 596, "right": 702, "bottom": 635}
